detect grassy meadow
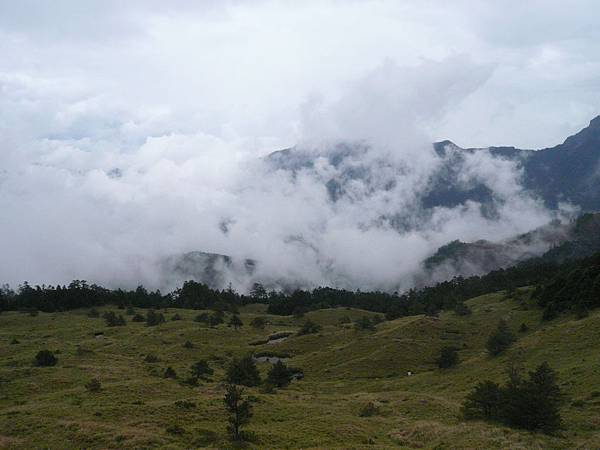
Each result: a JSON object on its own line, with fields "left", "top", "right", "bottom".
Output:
{"left": 1, "top": 289, "right": 600, "bottom": 449}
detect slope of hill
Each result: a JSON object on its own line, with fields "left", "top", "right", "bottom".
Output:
{"left": 423, "top": 213, "right": 600, "bottom": 282}
{"left": 2, "top": 291, "right": 600, "bottom": 448}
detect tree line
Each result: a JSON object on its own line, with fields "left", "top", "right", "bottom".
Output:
{"left": 1, "top": 249, "right": 598, "bottom": 319}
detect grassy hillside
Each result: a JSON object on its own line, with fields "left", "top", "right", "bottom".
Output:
{"left": 1, "top": 290, "right": 600, "bottom": 449}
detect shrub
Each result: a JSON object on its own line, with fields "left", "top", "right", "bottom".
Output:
{"left": 85, "top": 378, "right": 102, "bottom": 392}
{"left": 132, "top": 313, "right": 145, "bottom": 322}
{"left": 28, "top": 309, "right": 39, "bottom": 317}
{"left": 297, "top": 319, "right": 321, "bottom": 336}
{"left": 486, "top": 319, "right": 515, "bottom": 356}
{"left": 171, "top": 313, "right": 182, "bottom": 321}
{"left": 226, "top": 356, "right": 261, "bottom": 386}
{"left": 358, "top": 401, "right": 380, "bottom": 417}
{"left": 228, "top": 314, "right": 243, "bottom": 330}
{"left": 183, "top": 340, "right": 194, "bottom": 349}
{"left": 195, "top": 312, "right": 210, "bottom": 324}
{"left": 190, "top": 360, "right": 213, "bottom": 381}
{"left": 144, "top": 354, "right": 160, "bottom": 363}
{"left": 87, "top": 308, "right": 100, "bottom": 318}
{"left": 103, "top": 311, "right": 126, "bottom": 327}
{"left": 34, "top": 350, "right": 58, "bottom": 367}
{"left": 146, "top": 309, "right": 165, "bottom": 326}
{"left": 436, "top": 346, "right": 459, "bottom": 369}
{"left": 10, "top": 338, "right": 19, "bottom": 345}
{"left": 250, "top": 317, "right": 267, "bottom": 329}
{"left": 125, "top": 305, "right": 135, "bottom": 316}
{"left": 519, "top": 323, "right": 529, "bottom": 333}
{"left": 209, "top": 311, "right": 224, "bottom": 327}
{"left": 164, "top": 366, "right": 177, "bottom": 379}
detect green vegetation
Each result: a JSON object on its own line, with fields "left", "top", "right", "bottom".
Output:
{"left": 486, "top": 319, "right": 516, "bottom": 356}
{"left": 226, "top": 355, "right": 261, "bottom": 387}
{"left": 33, "top": 349, "right": 57, "bottom": 367}
{"left": 2, "top": 291, "right": 600, "bottom": 447}
{"left": 224, "top": 384, "right": 253, "bottom": 442}
{"left": 102, "top": 311, "right": 126, "bottom": 327}
{"left": 228, "top": 314, "right": 243, "bottom": 330}
{"left": 436, "top": 346, "right": 459, "bottom": 368}
{"left": 463, "top": 362, "right": 562, "bottom": 434}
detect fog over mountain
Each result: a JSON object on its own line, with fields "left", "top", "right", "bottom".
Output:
{"left": 1, "top": 1, "right": 599, "bottom": 292}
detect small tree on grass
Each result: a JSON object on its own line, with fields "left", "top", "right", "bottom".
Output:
{"left": 297, "top": 319, "right": 321, "bottom": 336}
{"left": 164, "top": 366, "right": 177, "bottom": 379}
{"left": 226, "top": 356, "right": 261, "bottom": 386}
{"left": 224, "top": 384, "right": 253, "bottom": 442}
{"left": 463, "top": 361, "right": 563, "bottom": 434}
{"left": 266, "top": 360, "right": 293, "bottom": 388}
{"left": 132, "top": 313, "right": 145, "bottom": 322}
{"left": 209, "top": 311, "right": 224, "bottom": 327}
{"left": 228, "top": 314, "right": 243, "bottom": 330}
{"left": 190, "top": 360, "right": 213, "bottom": 381}
{"left": 505, "top": 362, "right": 563, "bottom": 433}
{"left": 103, "top": 311, "right": 126, "bottom": 327}
{"left": 486, "top": 319, "right": 515, "bottom": 356}
{"left": 436, "top": 346, "right": 459, "bottom": 369}
{"left": 146, "top": 309, "right": 165, "bottom": 326}
{"left": 34, "top": 350, "right": 57, "bottom": 367}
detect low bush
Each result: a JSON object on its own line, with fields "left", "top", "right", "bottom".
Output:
{"left": 34, "top": 350, "right": 57, "bottom": 367}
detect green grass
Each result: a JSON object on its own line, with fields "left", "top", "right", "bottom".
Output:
{"left": 1, "top": 290, "right": 600, "bottom": 448}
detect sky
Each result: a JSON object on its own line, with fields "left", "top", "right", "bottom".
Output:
{"left": 1, "top": 0, "right": 599, "bottom": 291}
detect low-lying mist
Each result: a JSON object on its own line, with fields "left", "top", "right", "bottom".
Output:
{"left": 0, "top": 57, "right": 570, "bottom": 293}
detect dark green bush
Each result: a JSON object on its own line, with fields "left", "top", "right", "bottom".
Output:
{"left": 34, "top": 350, "right": 57, "bottom": 367}
{"left": 226, "top": 356, "right": 261, "bottom": 386}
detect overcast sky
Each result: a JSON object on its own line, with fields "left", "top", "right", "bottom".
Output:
{"left": 1, "top": 1, "right": 599, "bottom": 289}
{"left": 2, "top": 0, "right": 599, "bottom": 149}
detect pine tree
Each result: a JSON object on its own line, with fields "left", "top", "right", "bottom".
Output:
{"left": 190, "top": 360, "right": 213, "bottom": 381}
{"left": 267, "top": 360, "right": 292, "bottom": 388}
{"left": 228, "top": 314, "right": 243, "bottom": 330}
{"left": 486, "top": 319, "right": 515, "bottom": 356}
{"left": 224, "top": 384, "right": 253, "bottom": 441}
{"left": 226, "top": 356, "right": 261, "bottom": 386}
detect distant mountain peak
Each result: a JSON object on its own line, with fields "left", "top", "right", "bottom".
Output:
{"left": 562, "top": 115, "right": 600, "bottom": 148}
